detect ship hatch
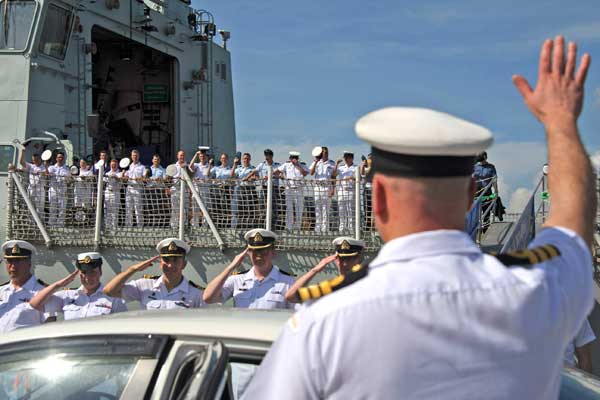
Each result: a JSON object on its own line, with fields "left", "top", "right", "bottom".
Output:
{"left": 90, "top": 25, "right": 176, "bottom": 165}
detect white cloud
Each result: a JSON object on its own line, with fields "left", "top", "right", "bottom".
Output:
{"left": 488, "top": 141, "right": 546, "bottom": 191}
{"left": 507, "top": 187, "right": 533, "bottom": 213}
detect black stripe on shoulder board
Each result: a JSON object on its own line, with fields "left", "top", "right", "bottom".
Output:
{"left": 493, "top": 244, "right": 561, "bottom": 267}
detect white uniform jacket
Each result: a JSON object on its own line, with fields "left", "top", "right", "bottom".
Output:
{"left": 0, "top": 276, "right": 52, "bottom": 333}
{"left": 245, "top": 228, "right": 594, "bottom": 400}
{"left": 222, "top": 266, "right": 295, "bottom": 310}
{"left": 122, "top": 275, "right": 205, "bottom": 309}
{"left": 44, "top": 284, "right": 127, "bottom": 320}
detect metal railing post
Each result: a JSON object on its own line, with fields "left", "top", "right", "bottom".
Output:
{"left": 182, "top": 173, "right": 225, "bottom": 250}
{"left": 266, "top": 166, "right": 273, "bottom": 231}
{"left": 6, "top": 165, "right": 15, "bottom": 239}
{"left": 354, "top": 167, "right": 361, "bottom": 240}
{"left": 93, "top": 164, "right": 104, "bottom": 251}
{"left": 9, "top": 170, "right": 52, "bottom": 247}
{"left": 179, "top": 177, "right": 185, "bottom": 240}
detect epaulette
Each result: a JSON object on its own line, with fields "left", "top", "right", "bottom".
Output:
{"left": 277, "top": 268, "right": 296, "bottom": 277}
{"left": 37, "top": 278, "right": 48, "bottom": 287}
{"left": 63, "top": 287, "right": 77, "bottom": 291}
{"left": 298, "top": 262, "right": 368, "bottom": 303}
{"left": 493, "top": 244, "right": 560, "bottom": 267}
{"left": 143, "top": 274, "right": 160, "bottom": 280}
{"left": 232, "top": 269, "right": 249, "bottom": 276}
{"left": 189, "top": 280, "right": 205, "bottom": 290}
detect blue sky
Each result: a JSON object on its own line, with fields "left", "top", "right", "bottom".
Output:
{"left": 199, "top": 0, "right": 600, "bottom": 210}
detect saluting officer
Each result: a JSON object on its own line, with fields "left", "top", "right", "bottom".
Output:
{"left": 275, "top": 151, "right": 309, "bottom": 231}
{"left": 103, "top": 238, "right": 205, "bottom": 309}
{"left": 203, "top": 229, "right": 295, "bottom": 309}
{"left": 0, "top": 240, "right": 53, "bottom": 333}
{"left": 18, "top": 147, "right": 47, "bottom": 215}
{"left": 245, "top": 37, "right": 595, "bottom": 399}
{"left": 29, "top": 252, "right": 127, "bottom": 320}
{"left": 285, "top": 236, "right": 365, "bottom": 303}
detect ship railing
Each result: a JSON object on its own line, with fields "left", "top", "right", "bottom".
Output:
{"left": 5, "top": 167, "right": 502, "bottom": 252}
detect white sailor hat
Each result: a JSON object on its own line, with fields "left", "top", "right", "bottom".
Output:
{"left": 289, "top": 151, "right": 300, "bottom": 158}
{"left": 1, "top": 240, "right": 36, "bottom": 259}
{"left": 244, "top": 229, "right": 277, "bottom": 249}
{"left": 342, "top": 150, "right": 354, "bottom": 156}
{"left": 198, "top": 146, "right": 210, "bottom": 152}
{"left": 311, "top": 146, "right": 323, "bottom": 158}
{"left": 332, "top": 237, "right": 365, "bottom": 257}
{"left": 156, "top": 238, "right": 190, "bottom": 257}
{"left": 355, "top": 107, "right": 493, "bottom": 177}
{"left": 76, "top": 252, "right": 102, "bottom": 271}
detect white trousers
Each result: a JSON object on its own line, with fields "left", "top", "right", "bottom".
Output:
{"left": 170, "top": 187, "right": 188, "bottom": 228}
{"left": 126, "top": 187, "right": 144, "bottom": 227}
{"left": 285, "top": 188, "right": 304, "bottom": 230}
{"left": 28, "top": 184, "right": 45, "bottom": 215}
{"left": 337, "top": 191, "right": 355, "bottom": 232}
{"left": 313, "top": 187, "right": 331, "bottom": 233}
{"left": 104, "top": 190, "right": 120, "bottom": 229}
{"left": 48, "top": 186, "right": 66, "bottom": 226}
{"left": 191, "top": 184, "right": 211, "bottom": 227}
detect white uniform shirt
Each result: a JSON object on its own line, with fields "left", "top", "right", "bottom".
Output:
{"left": 255, "top": 161, "right": 281, "bottom": 187}
{"left": 276, "top": 162, "right": 308, "bottom": 189}
{"left": 191, "top": 162, "right": 211, "bottom": 181}
{"left": 122, "top": 275, "right": 205, "bottom": 309}
{"left": 24, "top": 162, "right": 46, "bottom": 186}
{"left": 170, "top": 163, "right": 188, "bottom": 191}
{"left": 564, "top": 319, "right": 596, "bottom": 367}
{"left": 245, "top": 228, "right": 594, "bottom": 400}
{"left": 222, "top": 266, "right": 295, "bottom": 309}
{"left": 213, "top": 165, "right": 232, "bottom": 180}
{"left": 0, "top": 276, "right": 50, "bottom": 333}
{"left": 336, "top": 163, "right": 357, "bottom": 192}
{"left": 125, "top": 162, "right": 146, "bottom": 188}
{"left": 147, "top": 165, "right": 166, "bottom": 188}
{"left": 233, "top": 165, "right": 255, "bottom": 186}
{"left": 104, "top": 169, "right": 123, "bottom": 192}
{"left": 312, "top": 159, "right": 335, "bottom": 181}
{"left": 48, "top": 164, "right": 70, "bottom": 190}
{"left": 44, "top": 284, "right": 127, "bottom": 320}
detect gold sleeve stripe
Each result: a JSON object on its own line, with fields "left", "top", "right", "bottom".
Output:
{"left": 544, "top": 245, "right": 560, "bottom": 258}
{"left": 530, "top": 247, "right": 545, "bottom": 263}
{"left": 319, "top": 280, "right": 333, "bottom": 295}
{"left": 298, "top": 287, "right": 311, "bottom": 302}
{"left": 308, "top": 284, "right": 322, "bottom": 299}
{"left": 329, "top": 275, "right": 345, "bottom": 289}
{"left": 351, "top": 264, "right": 362, "bottom": 273}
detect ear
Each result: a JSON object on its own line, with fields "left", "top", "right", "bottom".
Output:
{"left": 372, "top": 176, "right": 389, "bottom": 224}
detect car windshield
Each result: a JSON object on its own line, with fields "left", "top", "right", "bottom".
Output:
{"left": 0, "top": 0, "right": 36, "bottom": 51}
{"left": 0, "top": 335, "right": 166, "bottom": 400}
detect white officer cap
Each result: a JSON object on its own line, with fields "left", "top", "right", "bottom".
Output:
{"left": 156, "top": 238, "right": 190, "bottom": 257}
{"left": 332, "top": 237, "right": 365, "bottom": 257}
{"left": 76, "top": 252, "right": 103, "bottom": 271}
{"left": 198, "top": 146, "right": 210, "bottom": 152}
{"left": 70, "top": 165, "right": 79, "bottom": 175}
{"left": 342, "top": 150, "right": 354, "bottom": 156}
{"left": 355, "top": 107, "right": 493, "bottom": 177}
{"left": 1, "top": 240, "right": 36, "bottom": 259}
{"left": 244, "top": 229, "right": 277, "bottom": 249}
{"left": 311, "top": 146, "right": 323, "bottom": 157}
{"left": 289, "top": 151, "right": 300, "bottom": 158}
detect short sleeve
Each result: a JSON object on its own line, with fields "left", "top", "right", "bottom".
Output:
{"left": 574, "top": 319, "right": 596, "bottom": 348}
{"left": 121, "top": 280, "right": 142, "bottom": 302}
{"left": 221, "top": 276, "right": 235, "bottom": 302}
{"left": 111, "top": 298, "right": 128, "bottom": 314}
{"left": 528, "top": 227, "right": 594, "bottom": 338}
{"left": 276, "top": 164, "right": 285, "bottom": 173}
{"left": 43, "top": 292, "right": 67, "bottom": 314}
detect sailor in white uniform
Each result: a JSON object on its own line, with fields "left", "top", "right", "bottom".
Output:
{"left": 74, "top": 159, "right": 94, "bottom": 208}
{"left": 18, "top": 148, "right": 47, "bottom": 215}
{"left": 47, "top": 152, "right": 70, "bottom": 226}
{"left": 188, "top": 146, "right": 212, "bottom": 227}
{"left": 103, "top": 159, "right": 123, "bottom": 230}
{"left": 245, "top": 36, "right": 595, "bottom": 400}
{"left": 169, "top": 151, "right": 189, "bottom": 228}
{"left": 124, "top": 149, "right": 146, "bottom": 227}
{"left": 103, "top": 238, "right": 205, "bottom": 309}
{"left": 332, "top": 151, "right": 358, "bottom": 232}
{"left": 309, "top": 146, "right": 335, "bottom": 233}
{"left": 203, "top": 229, "right": 295, "bottom": 309}
{"left": 275, "top": 152, "right": 309, "bottom": 230}
{"left": 0, "top": 240, "right": 53, "bottom": 333}
{"left": 28, "top": 252, "right": 126, "bottom": 320}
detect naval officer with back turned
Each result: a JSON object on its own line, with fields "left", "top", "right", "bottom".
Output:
{"left": 244, "top": 36, "right": 595, "bottom": 399}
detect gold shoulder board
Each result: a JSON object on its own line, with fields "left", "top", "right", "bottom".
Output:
{"left": 493, "top": 244, "right": 560, "bottom": 267}
{"left": 189, "top": 280, "right": 206, "bottom": 290}
{"left": 298, "top": 262, "right": 369, "bottom": 303}
{"left": 143, "top": 274, "right": 160, "bottom": 280}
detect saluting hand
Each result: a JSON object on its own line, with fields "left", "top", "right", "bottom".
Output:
{"left": 55, "top": 270, "right": 79, "bottom": 288}
{"left": 312, "top": 254, "right": 337, "bottom": 273}
{"left": 129, "top": 255, "right": 160, "bottom": 273}
{"left": 231, "top": 248, "right": 250, "bottom": 269}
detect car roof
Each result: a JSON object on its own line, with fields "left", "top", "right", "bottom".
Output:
{"left": 0, "top": 308, "right": 292, "bottom": 346}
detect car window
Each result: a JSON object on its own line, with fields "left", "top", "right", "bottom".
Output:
{"left": 560, "top": 368, "right": 600, "bottom": 399}
{"left": 0, "top": 335, "right": 167, "bottom": 400}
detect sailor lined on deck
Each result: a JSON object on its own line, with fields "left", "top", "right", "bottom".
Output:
{"left": 252, "top": 149, "right": 282, "bottom": 229}
{"left": 230, "top": 153, "right": 257, "bottom": 229}
{"left": 124, "top": 149, "right": 146, "bottom": 227}
{"left": 285, "top": 236, "right": 365, "bottom": 304}
{"left": 309, "top": 146, "right": 335, "bottom": 233}
{"left": 203, "top": 229, "right": 295, "bottom": 309}
{"left": 0, "top": 240, "right": 55, "bottom": 333}
{"left": 275, "top": 152, "right": 309, "bottom": 231}
{"left": 103, "top": 159, "right": 123, "bottom": 230}
{"left": 103, "top": 238, "right": 205, "bottom": 309}
{"left": 245, "top": 36, "right": 596, "bottom": 400}
{"left": 29, "top": 252, "right": 126, "bottom": 320}
{"left": 47, "top": 151, "right": 70, "bottom": 227}
{"left": 18, "top": 146, "right": 47, "bottom": 215}
{"left": 189, "top": 146, "right": 212, "bottom": 227}
{"left": 169, "top": 151, "right": 189, "bottom": 229}
{"left": 332, "top": 151, "right": 358, "bottom": 232}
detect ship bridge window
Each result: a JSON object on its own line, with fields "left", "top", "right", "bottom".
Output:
{"left": 38, "top": 3, "right": 73, "bottom": 60}
{"left": 0, "top": 144, "right": 16, "bottom": 174}
{"left": 0, "top": 0, "right": 37, "bottom": 51}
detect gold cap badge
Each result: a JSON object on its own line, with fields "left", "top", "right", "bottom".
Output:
{"left": 11, "top": 245, "right": 20, "bottom": 255}
{"left": 341, "top": 240, "right": 350, "bottom": 250}
{"left": 168, "top": 242, "right": 178, "bottom": 251}
{"left": 82, "top": 256, "right": 92, "bottom": 264}
{"left": 254, "top": 232, "right": 263, "bottom": 242}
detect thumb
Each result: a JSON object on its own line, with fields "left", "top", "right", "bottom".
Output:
{"left": 512, "top": 75, "right": 533, "bottom": 100}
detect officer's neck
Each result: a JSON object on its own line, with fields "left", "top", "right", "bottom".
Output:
{"left": 253, "top": 264, "right": 273, "bottom": 281}
{"left": 11, "top": 272, "right": 32, "bottom": 289}
{"left": 163, "top": 274, "right": 183, "bottom": 292}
